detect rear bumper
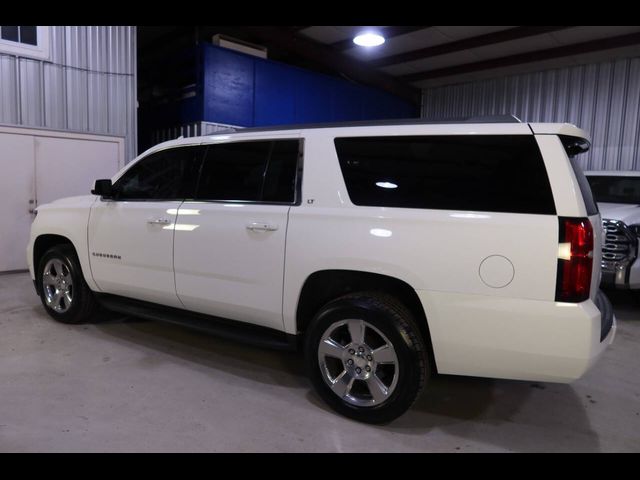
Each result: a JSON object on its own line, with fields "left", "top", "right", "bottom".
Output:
{"left": 417, "top": 289, "right": 615, "bottom": 383}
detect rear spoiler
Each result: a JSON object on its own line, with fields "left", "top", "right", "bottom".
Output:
{"left": 528, "top": 123, "right": 591, "bottom": 157}
{"left": 559, "top": 135, "right": 591, "bottom": 157}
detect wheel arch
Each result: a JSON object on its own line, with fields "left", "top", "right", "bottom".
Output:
{"left": 296, "top": 269, "right": 438, "bottom": 373}
{"left": 33, "top": 234, "right": 77, "bottom": 295}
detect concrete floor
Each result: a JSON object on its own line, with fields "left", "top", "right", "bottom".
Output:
{"left": 1, "top": 272, "right": 639, "bottom": 452}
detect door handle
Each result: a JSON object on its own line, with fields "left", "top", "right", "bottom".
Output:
{"left": 246, "top": 222, "right": 278, "bottom": 232}
{"left": 147, "top": 218, "right": 171, "bottom": 225}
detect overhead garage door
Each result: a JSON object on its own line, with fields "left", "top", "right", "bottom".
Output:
{"left": 0, "top": 126, "right": 124, "bottom": 272}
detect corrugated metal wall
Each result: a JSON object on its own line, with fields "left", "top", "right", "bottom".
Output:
{"left": 421, "top": 57, "right": 640, "bottom": 171}
{"left": 0, "top": 26, "right": 137, "bottom": 161}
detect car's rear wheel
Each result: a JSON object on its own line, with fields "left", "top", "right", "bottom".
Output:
{"left": 305, "top": 292, "right": 429, "bottom": 424}
{"left": 38, "top": 245, "right": 98, "bottom": 324}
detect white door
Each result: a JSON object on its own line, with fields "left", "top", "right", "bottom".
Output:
{"left": 174, "top": 203, "right": 290, "bottom": 329}
{"left": 0, "top": 133, "right": 35, "bottom": 271}
{"left": 0, "top": 127, "right": 124, "bottom": 272}
{"left": 88, "top": 144, "right": 205, "bottom": 307}
{"left": 35, "top": 136, "right": 120, "bottom": 205}
{"left": 173, "top": 137, "right": 301, "bottom": 330}
{"left": 88, "top": 200, "right": 183, "bottom": 307}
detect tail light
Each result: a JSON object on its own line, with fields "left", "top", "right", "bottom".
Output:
{"left": 555, "top": 217, "right": 594, "bottom": 302}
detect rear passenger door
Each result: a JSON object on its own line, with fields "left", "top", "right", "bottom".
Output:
{"left": 173, "top": 136, "right": 302, "bottom": 330}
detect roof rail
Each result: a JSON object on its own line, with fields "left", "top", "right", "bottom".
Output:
{"left": 464, "top": 114, "right": 521, "bottom": 123}
{"left": 204, "top": 115, "right": 523, "bottom": 135}
{"left": 211, "top": 127, "right": 239, "bottom": 134}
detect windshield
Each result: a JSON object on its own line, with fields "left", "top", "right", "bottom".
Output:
{"left": 586, "top": 175, "right": 640, "bottom": 205}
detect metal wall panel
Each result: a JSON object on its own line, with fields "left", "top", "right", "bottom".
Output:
{"left": 65, "top": 68, "right": 88, "bottom": 131}
{"left": 49, "top": 26, "right": 66, "bottom": 65}
{"left": 107, "top": 74, "right": 127, "bottom": 135}
{"left": 0, "top": 55, "right": 18, "bottom": 124}
{"left": 64, "top": 26, "right": 88, "bottom": 70}
{"left": 19, "top": 58, "right": 44, "bottom": 127}
{"left": 0, "top": 26, "right": 136, "bottom": 161}
{"left": 88, "top": 72, "right": 108, "bottom": 132}
{"left": 421, "top": 57, "right": 640, "bottom": 171}
{"left": 44, "top": 63, "right": 66, "bottom": 130}
{"left": 87, "top": 26, "right": 108, "bottom": 73}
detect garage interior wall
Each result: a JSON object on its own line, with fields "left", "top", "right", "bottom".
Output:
{"left": 421, "top": 56, "right": 640, "bottom": 171}
{"left": 0, "top": 26, "right": 137, "bottom": 162}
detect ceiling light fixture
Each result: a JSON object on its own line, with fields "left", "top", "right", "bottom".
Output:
{"left": 353, "top": 32, "right": 385, "bottom": 47}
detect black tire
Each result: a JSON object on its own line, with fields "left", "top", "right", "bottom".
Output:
{"left": 37, "top": 245, "right": 98, "bottom": 324}
{"left": 304, "top": 292, "right": 429, "bottom": 424}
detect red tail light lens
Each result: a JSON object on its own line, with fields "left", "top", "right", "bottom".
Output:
{"left": 555, "top": 217, "right": 594, "bottom": 302}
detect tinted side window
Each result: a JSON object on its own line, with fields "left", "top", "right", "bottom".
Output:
{"left": 114, "top": 146, "right": 204, "bottom": 200}
{"left": 334, "top": 135, "right": 556, "bottom": 215}
{"left": 557, "top": 135, "right": 598, "bottom": 216}
{"left": 262, "top": 140, "right": 300, "bottom": 203}
{"left": 197, "top": 140, "right": 300, "bottom": 203}
{"left": 569, "top": 157, "right": 598, "bottom": 215}
{"left": 198, "top": 141, "right": 270, "bottom": 201}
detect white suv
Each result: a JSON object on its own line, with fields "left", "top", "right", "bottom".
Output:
{"left": 585, "top": 171, "right": 640, "bottom": 291}
{"left": 27, "top": 118, "right": 615, "bottom": 423}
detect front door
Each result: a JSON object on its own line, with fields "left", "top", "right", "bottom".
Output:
{"left": 88, "top": 144, "right": 205, "bottom": 307}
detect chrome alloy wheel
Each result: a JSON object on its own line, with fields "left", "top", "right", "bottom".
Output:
{"left": 42, "top": 259, "right": 73, "bottom": 313}
{"left": 318, "top": 319, "right": 399, "bottom": 407}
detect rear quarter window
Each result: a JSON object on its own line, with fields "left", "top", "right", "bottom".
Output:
{"left": 569, "top": 158, "right": 598, "bottom": 216}
{"left": 334, "top": 135, "right": 556, "bottom": 215}
{"left": 560, "top": 135, "right": 598, "bottom": 216}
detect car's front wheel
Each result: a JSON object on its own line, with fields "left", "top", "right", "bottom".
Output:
{"left": 304, "top": 292, "right": 429, "bottom": 424}
{"left": 37, "top": 245, "right": 98, "bottom": 324}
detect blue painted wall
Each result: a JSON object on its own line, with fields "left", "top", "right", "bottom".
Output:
{"left": 140, "top": 43, "right": 417, "bottom": 151}
{"left": 198, "top": 43, "right": 416, "bottom": 127}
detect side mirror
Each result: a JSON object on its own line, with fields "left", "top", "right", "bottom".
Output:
{"left": 92, "top": 179, "right": 113, "bottom": 198}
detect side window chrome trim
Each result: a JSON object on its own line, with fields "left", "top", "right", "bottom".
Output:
{"left": 194, "top": 138, "right": 303, "bottom": 206}
{"left": 111, "top": 138, "right": 304, "bottom": 205}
